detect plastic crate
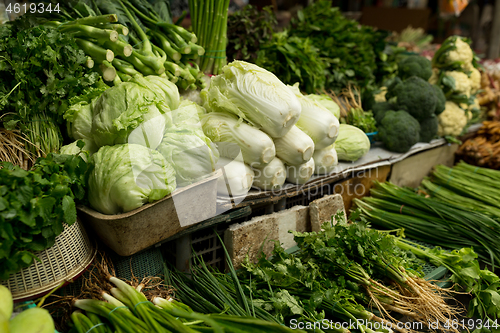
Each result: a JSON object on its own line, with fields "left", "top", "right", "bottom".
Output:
{"left": 285, "top": 184, "right": 333, "bottom": 209}
{"left": 162, "top": 206, "right": 252, "bottom": 272}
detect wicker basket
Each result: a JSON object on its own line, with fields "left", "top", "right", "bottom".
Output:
{"left": 1, "top": 218, "right": 96, "bottom": 301}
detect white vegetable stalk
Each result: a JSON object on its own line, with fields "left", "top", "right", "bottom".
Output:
{"left": 201, "top": 61, "right": 301, "bottom": 138}
{"left": 313, "top": 144, "right": 339, "bottom": 175}
{"left": 286, "top": 158, "right": 315, "bottom": 185}
{"left": 252, "top": 157, "right": 286, "bottom": 191}
{"left": 201, "top": 112, "right": 276, "bottom": 168}
{"left": 274, "top": 125, "right": 315, "bottom": 166}
{"left": 216, "top": 157, "right": 254, "bottom": 196}
{"left": 289, "top": 84, "right": 340, "bottom": 150}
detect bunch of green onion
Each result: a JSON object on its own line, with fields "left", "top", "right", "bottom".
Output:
{"left": 70, "top": 276, "right": 300, "bottom": 333}
{"left": 189, "top": 0, "right": 230, "bottom": 75}
{"left": 354, "top": 177, "right": 500, "bottom": 267}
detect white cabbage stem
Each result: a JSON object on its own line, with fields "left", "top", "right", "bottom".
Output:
{"left": 274, "top": 125, "right": 315, "bottom": 165}
{"left": 286, "top": 158, "right": 315, "bottom": 185}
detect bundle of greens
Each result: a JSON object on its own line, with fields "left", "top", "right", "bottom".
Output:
{"left": 288, "top": 0, "right": 395, "bottom": 93}
{"left": 189, "top": 0, "right": 230, "bottom": 75}
{"left": 226, "top": 5, "right": 277, "bottom": 63}
{"left": 37, "top": 0, "right": 205, "bottom": 90}
{"left": 240, "top": 215, "right": 462, "bottom": 332}
{"left": 0, "top": 151, "right": 88, "bottom": 280}
{"left": 67, "top": 267, "right": 299, "bottom": 333}
{"left": 354, "top": 180, "right": 500, "bottom": 267}
{"left": 330, "top": 85, "right": 377, "bottom": 133}
{"left": 395, "top": 239, "right": 500, "bottom": 333}
{"left": 255, "top": 31, "right": 328, "bottom": 94}
{"left": 0, "top": 15, "right": 101, "bottom": 156}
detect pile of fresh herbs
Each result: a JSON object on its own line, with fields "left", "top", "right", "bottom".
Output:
{"left": 239, "top": 214, "right": 463, "bottom": 331}
{"left": 255, "top": 31, "right": 327, "bottom": 94}
{"left": 288, "top": 0, "right": 398, "bottom": 93}
{"left": 0, "top": 151, "right": 88, "bottom": 280}
{"left": 226, "top": 5, "right": 277, "bottom": 63}
{"left": 0, "top": 15, "right": 100, "bottom": 155}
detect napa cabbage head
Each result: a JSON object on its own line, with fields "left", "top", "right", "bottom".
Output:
{"left": 201, "top": 111, "right": 275, "bottom": 168}
{"left": 305, "top": 94, "right": 340, "bottom": 119}
{"left": 289, "top": 84, "right": 340, "bottom": 150}
{"left": 201, "top": 61, "right": 301, "bottom": 138}
{"left": 88, "top": 144, "right": 176, "bottom": 215}
{"left": 91, "top": 80, "right": 178, "bottom": 149}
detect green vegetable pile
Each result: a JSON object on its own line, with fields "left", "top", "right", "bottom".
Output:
{"left": 0, "top": 15, "right": 101, "bottom": 155}
{"left": 371, "top": 55, "right": 446, "bottom": 152}
{"left": 255, "top": 31, "right": 327, "bottom": 94}
{"left": 237, "top": 214, "right": 461, "bottom": 331}
{"left": 0, "top": 152, "right": 88, "bottom": 280}
{"left": 37, "top": 0, "right": 206, "bottom": 89}
{"left": 288, "top": 0, "right": 397, "bottom": 93}
{"left": 226, "top": 5, "right": 276, "bottom": 63}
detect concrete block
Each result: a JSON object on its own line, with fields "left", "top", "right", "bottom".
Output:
{"left": 310, "top": 194, "right": 345, "bottom": 232}
{"left": 224, "top": 205, "right": 309, "bottom": 269}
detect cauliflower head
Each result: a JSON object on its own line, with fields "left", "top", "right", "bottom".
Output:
{"left": 447, "top": 38, "right": 473, "bottom": 65}
{"left": 437, "top": 101, "right": 468, "bottom": 136}
{"left": 463, "top": 63, "right": 481, "bottom": 93}
{"left": 445, "top": 71, "right": 472, "bottom": 97}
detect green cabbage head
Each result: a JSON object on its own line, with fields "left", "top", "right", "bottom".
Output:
{"left": 88, "top": 144, "right": 176, "bottom": 215}
{"left": 335, "top": 124, "right": 371, "bottom": 162}
{"left": 91, "top": 77, "right": 179, "bottom": 149}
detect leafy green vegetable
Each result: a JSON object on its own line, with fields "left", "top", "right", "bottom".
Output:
{"left": 255, "top": 31, "right": 328, "bottom": 94}
{"left": 87, "top": 144, "right": 176, "bottom": 215}
{"left": 396, "top": 240, "right": 500, "bottom": 333}
{"left": 0, "top": 153, "right": 88, "bottom": 280}
{"left": 0, "top": 15, "right": 100, "bottom": 125}
{"left": 226, "top": 5, "right": 276, "bottom": 63}
{"left": 289, "top": 0, "right": 394, "bottom": 93}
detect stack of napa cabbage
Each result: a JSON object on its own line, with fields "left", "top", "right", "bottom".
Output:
{"left": 62, "top": 76, "right": 219, "bottom": 215}
{"left": 201, "top": 61, "right": 342, "bottom": 193}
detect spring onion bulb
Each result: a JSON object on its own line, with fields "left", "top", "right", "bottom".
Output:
{"left": 286, "top": 158, "right": 315, "bottom": 185}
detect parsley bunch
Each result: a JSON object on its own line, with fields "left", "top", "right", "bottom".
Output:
{"left": 0, "top": 15, "right": 100, "bottom": 128}
{"left": 0, "top": 152, "right": 88, "bottom": 280}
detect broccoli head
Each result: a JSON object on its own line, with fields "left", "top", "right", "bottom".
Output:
{"left": 378, "top": 110, "right": 420, "bottom": 153}
{"left": 372, "top": 101, "right": 396, "bottom": 123}
{"left": 419, "top": 116, "right": 438, "bottom": 142}
{"left": 398, "top": 55, "right": 432, "bottom": 81}
{"left": 431, "top": 84, "right": 446, "bottom": 115}
{"left": 389, "top": 76, "right": 437, "bottom": 121}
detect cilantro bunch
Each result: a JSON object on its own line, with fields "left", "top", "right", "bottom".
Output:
{"left": 0, "top": 15, "right": 100, "bottom": 128}
{"left": 288, "top": 0, "right": 395, "bottom": 93}
{"left": 0, "top": 152, "right": 88, "bottom": 280}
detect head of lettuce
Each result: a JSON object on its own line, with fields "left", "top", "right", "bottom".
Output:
{"left": 88, "top": 144, "right": 177, "bottom": 215}
{"left": 91, "top": 76, "right": 180, "bottom": 150}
